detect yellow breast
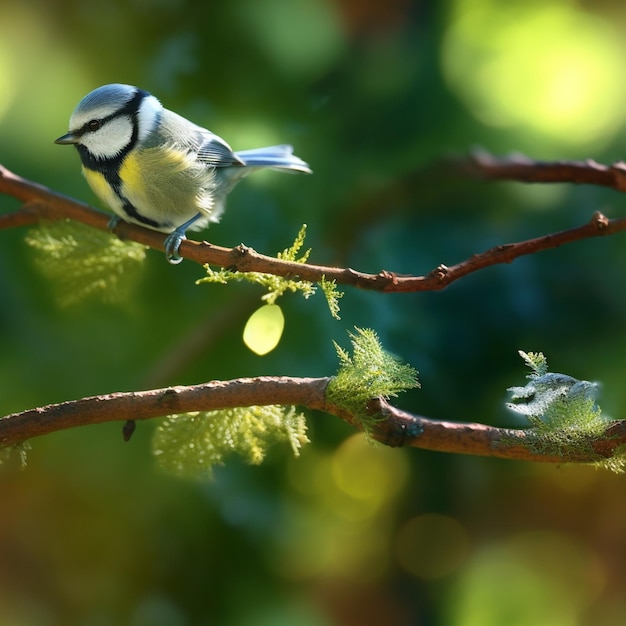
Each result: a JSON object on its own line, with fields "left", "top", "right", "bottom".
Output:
{"left": 118, "top": 152, "right": 148, "bottom": 199}
{"left": 82, "top": 147, "right": 216, "bottom": 230}
{"left": 82, "top": 167, "right": 124, "bottom": 215}
{"left": 120, "top": 147, "right": 216, "bottom": 222}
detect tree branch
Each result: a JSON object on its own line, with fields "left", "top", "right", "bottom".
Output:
{"left": 1, "top": 377, "right": 625, "bottom": 465}
{"left": 2, "top": 163, "right": 626, "bottom": 292}
{"left": 0, "top": 377, "right": 329, "bottom": 446}
{"left": 462, "top": 149, "right": 626, "bottom": 191}
{"left": 3, "top": 160, "right": 626, "bottom": 465}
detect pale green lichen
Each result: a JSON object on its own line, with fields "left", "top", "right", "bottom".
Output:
{"left": 152, "top": 405, "right": 308, "bottom": 480}
{"left": 25, "top": 220, "right": 147, "bottom": 307}
{"left": 506, "top": 350, "right": 626, "bottom": 471}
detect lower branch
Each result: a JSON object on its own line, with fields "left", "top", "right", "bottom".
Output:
{"left": 0, "top": 377, "right": 330, "bottom": 446}
{"left": 1, "top": 377, "right": 625, "bottom": 465}
{"left": 365, "top": 398, "right": 626, "bottom": 463}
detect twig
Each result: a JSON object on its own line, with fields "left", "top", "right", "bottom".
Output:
{"left": 2, "top": 164, "right": 626, "bottom": 292}
{"left": 1, "top": 377, "right": 625, "bottom": 464}
{"left": 462, "top": 149, "right": 626, "bottom": 191}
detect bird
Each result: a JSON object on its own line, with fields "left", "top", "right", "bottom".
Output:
{"left": 55, "top": 83, "right": 312, "bottom": 263}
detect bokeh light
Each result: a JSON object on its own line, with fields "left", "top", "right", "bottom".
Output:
{"left": 331, "top": 433, "right": 410, "bottom": 519}
{"left": 243, "top": 304, "right": 285, "bottom": 355}
{"left": 448, "top": 530, "right": 605, "bottom": 626}
{"left": 0, "top": 40, "right": 16, "bottom": 124}
{"left": 442, "top": 0, "right": 626, "bottom": 146}
{"left": 236, "top": 0, "right": 345, "bottom": 80}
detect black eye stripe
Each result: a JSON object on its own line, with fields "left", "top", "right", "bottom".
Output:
{"left": 82, "top": 112, "right": 117, "bottom": 134}
{"left": 79, "top": 89, "right": 148, "bottom": 136}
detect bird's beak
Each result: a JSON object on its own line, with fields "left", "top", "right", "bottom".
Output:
{"left": 54, "top": 132, "right": 79, "bottom": 145}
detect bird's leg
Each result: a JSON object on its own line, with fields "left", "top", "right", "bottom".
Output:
{"left": 107, "top": 215, "right": 122, "bottom": 231}
{"left": 163, "top": 212, "right": 204, "bottom": 264}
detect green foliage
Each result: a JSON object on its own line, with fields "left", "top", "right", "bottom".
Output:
{"left": 319, "top": 275, "right": 343, "bottom": 320}
{"left": 518, "top": 350, "right": 549, "bottom": 377}
{"left": 327, "top": 327, "right": 420, "bottom": 436}
{"left": 0, "top": 442, "right": 30, "bottom": 469}
{"left": 507, "top": 350, "right": 626, "bottom": 471}
{"left": 197, "top": 224, "right": 343, "bottom": 319}
{"left": 24, "top": 220, "right": 147, "bottom": 307}
{"left": 277, "top": 222, "right": 311, "bottom": 264}
{"left": 152, "top": 405, "right": 309, "bottom": 480}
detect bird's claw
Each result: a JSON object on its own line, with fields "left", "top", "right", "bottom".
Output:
{"left": 163, "top": 230, "right": 186, "bottom": 264}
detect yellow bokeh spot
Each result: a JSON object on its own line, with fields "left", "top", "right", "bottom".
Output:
{"left": 278, "top": 437, "right": 411, "bottom": 581}
{"left": 331, "top": 434, "right": 409, "bottom": 520}
{"left": 242, "top": 303, "right": 285, "bottom": 355}
{"left": 442, "top": 0, "right": 626, "bottom": 145}
{"left": 449, "top": 530, "right": 605, "bottom": 626}
{"left": 0, "top": 40, "right": 16, "bottom": 123}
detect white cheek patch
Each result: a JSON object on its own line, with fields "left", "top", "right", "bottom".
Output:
{"left": 80, "top": 115, "right": 134, "bottom": 159}
{"left": 137, "top": 95, "right": 162, "bottom": 141}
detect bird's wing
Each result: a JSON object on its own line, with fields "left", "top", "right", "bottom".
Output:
{"left": 196, "top": 131, "right": 245, "bottom": 168}
{"left": 156, "top": 110, "right": 245, "bottom": 168}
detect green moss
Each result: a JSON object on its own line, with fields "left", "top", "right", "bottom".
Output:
{"left": 196, "top": 224, "right": 343, "bottom": 317}
{"left": 327, "top": 327, "right": 420, "bottom": 437}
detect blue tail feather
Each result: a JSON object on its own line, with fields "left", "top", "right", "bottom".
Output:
{"left": 235, "top": 145, "right": 312, "bottom": 174}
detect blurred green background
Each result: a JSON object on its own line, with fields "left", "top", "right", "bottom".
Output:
{"left": 3, "top": 0, "right": 626, "bottom": 624}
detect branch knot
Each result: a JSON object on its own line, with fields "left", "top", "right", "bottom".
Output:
{"left": 591, "top": 211, "right": 609, "bottom": 230}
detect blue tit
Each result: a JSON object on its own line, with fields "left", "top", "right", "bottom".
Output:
{"left": 54, "top": 83, "right": 312, "bottom": 263}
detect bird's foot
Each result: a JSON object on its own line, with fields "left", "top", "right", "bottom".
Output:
{"left": 163, "top": 229, "right": 187, "bottom": 264}
{"left": 162, "top": 213, "right": 203, "bottom": 264}
{"left": 107, "top": 215, "right": 122, "bottom": 231}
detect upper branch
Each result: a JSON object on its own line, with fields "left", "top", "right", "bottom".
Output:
{"left": 462, "top": 149, "right": 626, "bottom": 191}
{"left": 2, "top": 163, "right": 626, "bottom": 292}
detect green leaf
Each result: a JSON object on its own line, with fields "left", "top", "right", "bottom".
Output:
{"left": 0, "top": 442, "right": 31, "bottom": 469}
{"left": 277, "top": 223, "right": 310, "bottom": 263}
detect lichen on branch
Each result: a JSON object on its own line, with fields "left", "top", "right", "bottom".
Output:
{"left": 506, "top": 350, "right": 626, "bottom": 471}
{"left": 327, "top": 327, "right": 420, "bottom": 436}
{"left": 196, "top": 224, "right": 343, "bottom": 318}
